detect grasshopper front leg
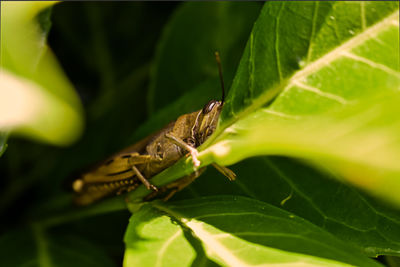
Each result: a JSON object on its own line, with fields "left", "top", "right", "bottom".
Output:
{"left": 165, "top": 133, "right": 200, "bottom": 167}
{"left": 164, "top": 133, "right": 236, "bottom": 180}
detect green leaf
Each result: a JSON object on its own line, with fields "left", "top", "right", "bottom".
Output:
{"left": 202, "top": 5, "right": 400, "bottom": 205}
{"left": 0, "top": 2, "right": 83, "bottom": 145}
{"left": 125, "top": 196, "right": 382, "bottom": 267}
{"left": 0, "top": 225, "right": 116, "bottom": 267}
{"left": 220, "top": 1, "right": 399, "bottom": 123}
{"left": 127, "top": 2, "right": 400, "bottom": 203}
{"left": 124, "top": 1, "right": 400, "bottom": 258}
{"left": 204, "top": 93, "right": 400, "bottom": 201}
{"left": 181, "top": 156, "right": 400, "bottom": 257}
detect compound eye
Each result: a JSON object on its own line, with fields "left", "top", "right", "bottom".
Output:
{"left": 184, "top": 137, "right": 196, "bottom": 147}
{"left": 202, "top": 100, "right": 218, "bottom": 114}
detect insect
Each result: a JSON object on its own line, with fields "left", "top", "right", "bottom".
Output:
{"left": 73, "top": 52, "right": 235, "bottom": 205}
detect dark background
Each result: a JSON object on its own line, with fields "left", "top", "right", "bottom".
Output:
{"left": 1, "top": 2, "right": 179, "bottom": 263}
{"left": 0, "top": 2, "right": 260, "bottom": 264}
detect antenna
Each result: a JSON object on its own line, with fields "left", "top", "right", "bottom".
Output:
{"left": 214, "top": 51, "right": 225, "bottom": 103}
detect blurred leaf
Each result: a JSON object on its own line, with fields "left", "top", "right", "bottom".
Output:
{"left": 0, "top": 226, "right": 116, "bottom": 267}
{"left": 148, "top": 2, "right": 262, "bottom": 114}
{"left": 129, "top": 1, "right": 261, "bottom": 143}
{"left": 125, "top": 196, "right": 382, "bottom": 267}
{"left": 0, "top": 2, "right": 83, "bottom": 145}
{"left": 0, "top": 3, "right": 179, "bottom": 221}
{"left": 0, "top": 132, "right": 8, "bottom": 157}
{"left": 127, "top": 1, "right": 261, "bottom": 143}
{"left": 46, "top": 2, "right": 178, "bottom": 154}
{"left": 385, "top": 256, "right": 400, "bottom": 267}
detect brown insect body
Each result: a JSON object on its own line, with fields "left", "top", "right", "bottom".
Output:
{"left": 73, "top": 100, "right": 223, "bottom": 205}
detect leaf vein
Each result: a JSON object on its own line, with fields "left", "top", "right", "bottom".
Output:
{"left": 184, "top": 220, "right": 254, "bottom": 267}
{"left": 262, "top": 109, "right": 301, "bottom": 120}
{"left": 234, "top": 178, "right": 258, "bottom": 198}
{"left": 360, "top": 2, "right": 366, "bottom": 30}
{"left": 218, "top": 232, "right": 375, "bottom": 260}
{"left": 248, "top": 32, "right": 255, "bottom": 101}
{"left": 341, "top": 51, "right": 400, "bottom": 77}
{"left": 306, "top": 2, "right": 319, "bottom": 63}
{"left": 155, "top": 229, "right": 182, "bottom": 267}
{"left": 263, "top": 158, "right": 329, "bottom": 220}
{"left": 266, "top": 159, "right": 383, "bottom": 233}
{"left": 290, "top": 11, "right": 399, "bottom": 81}
{"left": 292, "top": 80, "right": 349, "bottom": 104}
{"left": 274, "top": 3, "right": 284, "bottom": 81}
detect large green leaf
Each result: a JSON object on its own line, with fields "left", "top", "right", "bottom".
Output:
{"left": 203, "top": 5, "right": 400, "bottom": 205}
{"left": 0, "top": 2, "right": 83, "bottom": 145}
{"left": 219, "top": 1, "right": 399, "bottom": 123}
{"left": 127, "top": 2, "right": 400, "bottom": 204}
{"left": 123, "top": 1, "right": 400, "bottom": 258}
{"left": 204, "top": 93, "right": 400, "bottom": 202}
{"left": 129, "top": 0, "right": 400, "bottom": 201}
{"left": 125, "top": 196, "right": 381, "bottom": 267}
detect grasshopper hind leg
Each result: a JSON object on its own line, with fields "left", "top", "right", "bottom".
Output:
{"left": 211, "top": 163, "right": 236, "bottom": 181}
{"left": 144, "top": 167, "right": 206, "bottom": 201}
{"left": 143, "top": 164, "right": 236, "bottom": 202}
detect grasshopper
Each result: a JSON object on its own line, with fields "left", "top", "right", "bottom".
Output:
{"left": 73, "top": 52, "right": 235, "bottom": 205}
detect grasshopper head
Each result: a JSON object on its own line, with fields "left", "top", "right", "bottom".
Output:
{"left": 197, "top": 100, "right": 223, "bottom": 144}
{"left": 195, "top": 51, "right": 226, "bottom": 145}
